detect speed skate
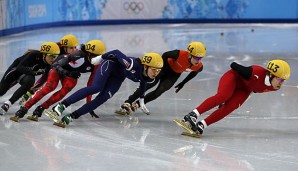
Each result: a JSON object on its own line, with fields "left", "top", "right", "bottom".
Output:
{"left": 10, "top": 116, "right": 20, "bottom": 122}
{"left": 114, "top": 109, "right": 130, "bottom": 116}
{"left": 53, "top": 121, "right": 66, "bottom": 128}
{"left": 44, "top": 110, "right": 59, "bottom": 122}
{"left": 26, "top": 115, "right": 39, "bottom": 122}
{"left": 173, "top": 119, "right": 201, "bottom": 138}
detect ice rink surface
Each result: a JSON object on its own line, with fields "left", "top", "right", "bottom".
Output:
{"left": 0, "top": 23, "right": 298, "bottom": 171}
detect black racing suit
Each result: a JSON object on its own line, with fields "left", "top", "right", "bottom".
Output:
{"left": 0, "top": 50, "right": 51, "bottom": 104}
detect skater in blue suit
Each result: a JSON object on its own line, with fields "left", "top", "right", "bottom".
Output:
{"left": 47, "top": 49, "right": 164, "bottom": 127}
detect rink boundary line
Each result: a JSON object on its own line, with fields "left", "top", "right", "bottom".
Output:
{"left": 283, "top": 84, "right": 298, "bottom": 88}
{"left": 227, "top": 116, "right": 298, "bottom": 120}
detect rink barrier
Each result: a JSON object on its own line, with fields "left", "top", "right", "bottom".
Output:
{"left": 1, "top": 19, "right": 298, "bottom": 37}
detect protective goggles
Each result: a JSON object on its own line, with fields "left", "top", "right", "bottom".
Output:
{"left": 276, "top": 77, "right": 285, "bottom": 83}
{"left": 191, "top": 55, "right": 203, "bottom": 61}
{"left": 150, "top": 67, "right": 162, "bottom": 72}
{"left": 47, "top": 54, "right": 58, "bottom": 58}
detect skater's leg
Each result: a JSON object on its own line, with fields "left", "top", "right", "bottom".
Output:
{"left": 73, "top": 76, "right": 125, "bottom": 118}
{"left": 62, "top": 60, "right": 115, "bottom": 107}
{"left": 0, "top": 70, "right": 20, "bottom": 96}
{"left": 9, "top": 75, "right": 35, "bottom": 104}
{"left": 203, "top": 89, "right": 250, "bottom": 127}
{"left": 143, "top": 72, "right": 180, "bottom": 104}
{"left": 182, "top": 70, "right": 238, "bottom": 132}
{"left": 41, "top": 76, "right": 77, "bottom": 109}
{"left": 196, "top": 70, "right": 238, "bottom": 114}
{"left": 25, "top": 69, "right": 60, "bottom": 109}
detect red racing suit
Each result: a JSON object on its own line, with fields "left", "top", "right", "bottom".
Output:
{"left": 24, "top": 50, "right": 97, "bottom": 110}
{"left": 196, "top": 62, "right": 277, "bottom": 126}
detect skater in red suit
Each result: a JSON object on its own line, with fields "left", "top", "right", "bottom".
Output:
{"left": 19, "top": 34, "right": 79, "bottom": 105}
{"left": 11, "top": 40, "right": 106, "bottom": 122}
{"left": 180, "top": 59, "right": 291, "bottom": 135}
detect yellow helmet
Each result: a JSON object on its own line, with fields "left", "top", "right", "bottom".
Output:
{"left": 187, "top": 42, "right": 206, "bottom": 57}
{"left": 85, "top": 40, "right": 106, "bottom": 55}
{"left": 40, "top": 42, "right": 60, "bottom": 55}
{"left": 266, "top": 59, "right": 291, "bottom": 80}
{"left": 141, "top": 52, "right": 164, "bottom": 68}
{"left": 60, "top": 34, "right": 79, "bottom": 47}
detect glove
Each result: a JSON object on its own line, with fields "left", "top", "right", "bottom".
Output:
{"left": 91, "top": 55, "right": 102, "bottom": 65}
{"left": 68, "top": 71, "right": 81, "bottom": 79}
{"left": 131, "top": 101, "right": 139, "bottom": 112}
{"left": 174, "top": 82, "right": 185, "bottom": 93}
{"left": 139, "top": 98, "right": 150, "bottom": 115}
{"left": 34, "top": 69, "right": 45, "bottom": 76}
{"left": 89, "top": 111, "right": 99, "bottom": 118}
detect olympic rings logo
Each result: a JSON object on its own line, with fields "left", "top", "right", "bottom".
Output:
{"left": 123, "top": 1, "right": 144, "bottom": 14}
{"left": 127, "top": 35, "right": 143, "bottom": 47}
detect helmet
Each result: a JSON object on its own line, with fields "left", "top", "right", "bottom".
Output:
{"left": 141, "top": 52, "right": 163, "bottom": 68}
{"left": 40, "top": 42, "right": 60, "bottom": 55}
{"left": 187, "top": 42, "right": 206, "bottom": 57}
{"left": 60, "top": 34, "right": 79, "bottom": 47}
{"left": 85, "top": 40, "right": 106, "bottom": 55}
{"left": 266, "top": 59, "right": 291, "bottom": 80}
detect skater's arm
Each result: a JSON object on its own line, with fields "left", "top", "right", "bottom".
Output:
{"left": 51, "top": 57, "right": 70, "bottom": 76}
{"left": 175, "top": 68, "right": 202, "bottom": 93}
{"left": 162, "top": 50, "right": 180, "bottom": 60}
{"left": 16, "top": 51, "right": 41, "bottom": 75}
{"left": 30, "top": 72, "right": 48, "bottom": 92}
{"left": 52, "top": 52, "right": 83, "bottom": 76}
{"left": 139, "top": 81, "right": 146, "bottom": 98}
{"left": 230, "top": 62, "right": 252, "bottom": 80}
{"left": 182, "top": 67, "right": 202, "bottom": 84}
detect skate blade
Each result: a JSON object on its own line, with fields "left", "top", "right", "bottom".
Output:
{"left": 10, "top": 116, "right": 20, "bottom": 122}
{"left": 26, "top": 115, "right": 39, "bottom": 122}
{"left": 0, "top": 109, "right": 6, "bottom": 116}
{"left": 53, "top": 121, "right": 66, "bottom": 128}
{"left": 114, "top": 109, "right": 129, "bottom": 116}
{"left": 181, "top": 132, "right": 201, "bottom": 138}
{"left": 44, "top": 110, "right": 59, "bottom": 122}
{"left": 173, "top": 119, "right": 194, "bottom": 134}
{"left": 18, "top": 100, "right": 23, "bottom": 105}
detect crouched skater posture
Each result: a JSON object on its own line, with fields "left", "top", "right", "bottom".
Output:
{"left": 47, "top": 49, "right": 164, "bottom": 127}
{"left": 18, "top": 34, "right": 79, "bottom": 105}
{"left": 10, "top": 40, "right": 106, "bottom": 122}
{"left": 116, "top": 42, "right": 206, "bottom": 115}
{"left": 175, "top": 59, "right": 291, "bottom": 136}
{"left": 0, "top": 42, "right": 59, "bottom": 115}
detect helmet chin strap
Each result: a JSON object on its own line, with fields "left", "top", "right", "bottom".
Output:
{"left": 269, "top": 73, "right": 274, "bottom": 85}
{"left": 64, "top": 47, "right": 68, "bottom": 53}
{"left": 43, "top": 54, "right": 47, "bottom": 64}
{"left": 143, "top": 66, "right": 149, "bottom": 77}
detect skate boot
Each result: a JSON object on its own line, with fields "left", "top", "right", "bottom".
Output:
{"left": 10, "top": 106, "right": 28, "bottom": 122}
{"left": 45, "top": 103, "right": 65, "bottom": 122}
{"left": 174, "top": 111, "right": 198, "bottom": 134}
{"left": 114, "top": 103, "right": 132, "bottom": 115}
{"left": 195, "top": 121, "right": 204, "bottom": 135}
{"left": 19, "top": 91, "right": 33, "bottom": 105}
{"left": 183, "top": 111, "right": 198, "bottom": 131}
{"left": 54, "top": 113, "right": 74, "bottom": 128}
{"left": 27, "top": 106, "right": 44, "bottom": 122}
{"left": 0, "top": 103, "right": 10, "bottom": 115}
